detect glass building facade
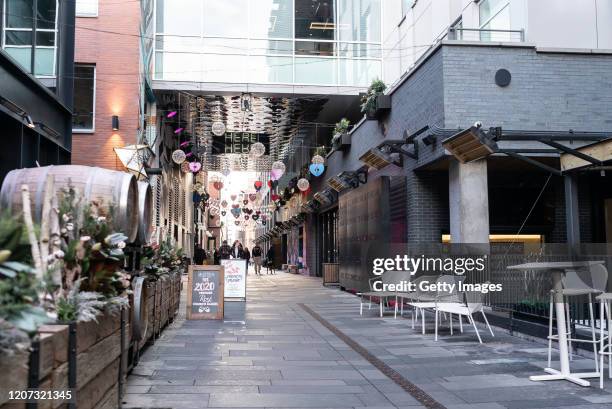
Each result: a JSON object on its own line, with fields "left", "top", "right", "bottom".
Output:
{"left": 154, "top": 0, "right": 382, "bottom": 86}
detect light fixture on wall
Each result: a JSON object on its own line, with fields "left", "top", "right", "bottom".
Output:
{"left": 23, "top": 114, "right": 35, "bottom": 128}
{"left": 112, "top": 115, "right": 120, "bottom": 131}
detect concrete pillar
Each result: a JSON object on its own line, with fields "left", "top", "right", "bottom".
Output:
{"left": 448, "top": 159, "right": 490, "bottom": 243}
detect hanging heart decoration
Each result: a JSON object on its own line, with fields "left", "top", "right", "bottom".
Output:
{"left": 231, "top": 207, "right": 241, "bottom": 218}
{"left": 252, "top": 214, "right": 259, "bottom": 221}
{"left": 248, "top": 193, "right": 257, "bottom": 202}
{"left": 221, "top": 210, "right": 227, "bottom": 216}
{"left": 271, "top": 194, "right": 280, "bottom": 202}
{"left": 270, "top": 168, "right": 283, "bottom": 181}
{"left": 243, "top": 199, "right": 249, "bottom": 206}
{"left": 254, "top": 181, "right": 263, "bottom": 191}
{"left": 268, "top": 180, "right": 278, "bottom": 189}
{"left": 221, "top": 200, "right": 228, "bottom": 208}
{"left": 235, "top": 221, "right": 240, "bottom": 226}
{"left": 230, "top": 194, "right": 237, "bottom": 201}
{"left": 309, "top": 163, "right": 325, "bottom": 177}
{"left": 232, "top": 203, "right": 240, "bottom": 209}
{"left": 244, "top": 208, "right": 253, "bottom": 215}
{"left": 262, "top": 220, "right": 267, "bottom": 226}
{"left": 189, "top": 162, "right": 202, "bottom": 173}
{"left": 244, "top": 215, "right": 250, "bottom": 220}
{"left": 213, "top": 181, "right": 224, "bottom": 191}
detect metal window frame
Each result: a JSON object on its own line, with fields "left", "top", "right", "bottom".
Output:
{"left": 72, "top": 63, "right": 96, "bottom": 133}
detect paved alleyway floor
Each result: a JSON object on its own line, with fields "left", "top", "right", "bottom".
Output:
{"left": 125, "top": 272, "right": 612, "bottom": 409}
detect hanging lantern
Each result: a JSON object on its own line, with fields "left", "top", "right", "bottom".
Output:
{"left": 211, "top": 121, "right": 226, "bottom": 136}
{"left": 312, "top": 154, "right": 325, "bottom": 164}
{"left": 250, "top": 142, "right": 266, "bottom": 157}
{"left": 189, "top": 162, "right": 202, "bottom": 173}
{"left": 271, "top": 161, "right": 286, "bottom": 180}
{"left": 172, "top": 149, "right": 186, "bottom": 164}
{"left": 297, "top": 178, "right": 310, "bottom": 192}
{"left": 180, "top": 162, "right": 191, "bottom": 173}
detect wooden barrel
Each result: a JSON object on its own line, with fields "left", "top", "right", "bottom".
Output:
{"left": 0, "top": 165, "right": 139, "bottom": 242}
{"left": 136, "top": 181, "right": 152, "bottom": 244}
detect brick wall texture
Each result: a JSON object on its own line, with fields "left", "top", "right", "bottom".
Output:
{"left": 71, "top": 0, "right": 141, "bottom": 171}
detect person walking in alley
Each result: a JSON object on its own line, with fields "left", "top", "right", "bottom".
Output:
{"left": 266, "top": 246, "right": 275, "bottom": 274}
{"left": 243, "top": 246, "right": 251, "bottom": 267}
{"left": 193, "top": 243, "right": 206, "bottom": 265}
{"left": 219, "top": 240, "right": 232, "bottom": 260}
{"left": 252, "top": 244, "right": 263, "bottom": 275}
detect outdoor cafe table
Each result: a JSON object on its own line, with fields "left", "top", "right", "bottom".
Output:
{"left": 507, "top": 261, "right": 605, "bottom": 387}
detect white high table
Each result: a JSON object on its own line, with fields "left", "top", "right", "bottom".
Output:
{"left": 507, "top": 261, "right": 605, "bottom": 387}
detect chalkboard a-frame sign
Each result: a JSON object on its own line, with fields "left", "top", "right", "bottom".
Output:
{"left": 187, "top": 265, "right": 224, "bottom": 320}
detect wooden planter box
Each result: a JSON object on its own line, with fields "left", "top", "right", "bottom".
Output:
{"left": 0, "top": 310, "right": 129, "bottom": 409}
{"left": 322, "top": 263, "right": 340, "bottom": 285}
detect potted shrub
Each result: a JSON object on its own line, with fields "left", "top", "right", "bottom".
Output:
{"left": 361, "top": 79, "right": 391, "bottom": 120}
{"left": 332, "top": 118, "right": 351, "bottom": 151}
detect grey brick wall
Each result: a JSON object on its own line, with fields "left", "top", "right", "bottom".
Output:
{"left": 442, "top": 45, "right": 612, "bottom": 132}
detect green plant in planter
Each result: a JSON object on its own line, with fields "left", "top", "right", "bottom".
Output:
{"left": 360, "top": 79, "right": 386, "bottom": 114}
{"left": 332, "top": 118, "right": 351, "bottom": 148}
{"left": 0, "top": 212, "right": 49, "bottom": 339}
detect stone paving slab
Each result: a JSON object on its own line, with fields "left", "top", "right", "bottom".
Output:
{"left": 125, "top": 272, "right": 612, "bottom": 409}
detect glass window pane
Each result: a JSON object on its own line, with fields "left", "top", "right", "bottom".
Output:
{"left": 157, "top": 52, "right": 202, "bottom": 81}
{"left": 295, "top": 57, "right": 336, "bottom": 85}
{"left": 249, "top": 39, "right": 293, "bottom": 55}
{"left": 5, "top": 30, "right": 33, "bottom": 45}
{"left": 72, "top": 65, "right": 95, "bottom": 130}
{"left": 338, "top": 42, "right": 381, "bottom": 58}
{"left": 203, "top": 54, "right": 246, "bottom": 82}
{"left": 480, "top": 6, "right": 511, "bottom": 41}
{"left": 295, "top": 41, "right": 334, "bottom": 56}
{"left": 248, "top": 56, "right": 293, "bottom": 83}
{"left": 36, "top": 0, "right": 56, "bottom": 29}
{"left": 34, "top": 47, "right": 54, "bottom": 75}
{"left": 203, "top": 0, "right": 248, "bottom": 37}
{"left": 6, "top": 0, "right": 33, "bottom": 28}
{"left": 479, "top": 0, "right": 509, "bottom": 26}
{"left": 202, "top": 37, "right": 248, "bottom": 54}
{"left": 338, "top": 0, "right": 381, "bottom": 43}
{"left": 157, "top": 0, "right": 203, "bottom": 36}
{"left": 295, "top": 0, "right": 335, "bottom": 40}
{"left": 249, "top": 0, "right": 292, "bottom": 39}
{"left": 36, "top": 31, "right": 55, "bottom": 46}
{"left": 4, "top": 47, "right": 32, "bottom": 72}
{"left": 339, "top": 59, "right": 381, "bottom": 87}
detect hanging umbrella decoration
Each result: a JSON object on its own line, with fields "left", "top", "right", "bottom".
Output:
{"left": 297, "top": 178, "right": 310, "bottom": 192}
{"left": 171, "top": 149, "right": 186, "bottom": 164}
